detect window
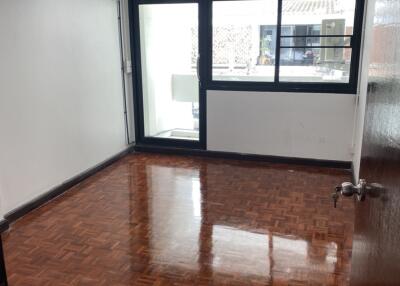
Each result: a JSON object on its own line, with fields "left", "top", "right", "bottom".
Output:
{"left": 212, "top": 0, "right": 278, "bottom": 82}
{"left": 139, "top": 3, "right": 200, "bottom": 141}
{"left": 210, "top": 0, "right": 364, "bottom": 93}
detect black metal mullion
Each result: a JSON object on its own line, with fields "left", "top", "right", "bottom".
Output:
{"left": 198, "top": 0, "right": 210, "bottom": 149}
{"left": 274, "top": 0, "right": 283, "bottom": 83}
{"left": 129, "top": 0, "right": 144, "bottom": 142}
{"left": 205, "top": 0, "right": 213, "bottom": 85}
{"left": 280, "top": 35, "right": 353, "bottom": 38}
{"left": 280, "top": 45, "right": 352, "bottom": 49}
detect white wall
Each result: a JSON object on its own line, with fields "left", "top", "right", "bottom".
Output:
{"left": 352, "top": 0, "right": 376, "bottom": 181}
{"left": 0, "top": 0, "right": 127, "bottom": 214}
{"left": 208, "top": 90, "right": 355, "bottom": 161}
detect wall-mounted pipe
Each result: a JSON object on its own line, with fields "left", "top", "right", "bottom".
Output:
{"left": 117, "top": 0, "right": 133, "bottom": 144}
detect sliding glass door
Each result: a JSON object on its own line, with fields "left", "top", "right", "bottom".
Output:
{"left": 134, "top": 1, "right": 205, "bottom": 148}
{"left": 131, "top": 0, "right": 364, "bottom": 148}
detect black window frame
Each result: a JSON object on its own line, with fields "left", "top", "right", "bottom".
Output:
{"left": 204, "top": 0, "right": 365, "bottom": 94}
{"left": 129, "top": 0, "right": 208, "bottom": 149}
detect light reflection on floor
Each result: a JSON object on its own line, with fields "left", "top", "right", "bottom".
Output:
{"left": 3, "top": 153, "right": 354, "bottom": 285}
{"left": 145, "top": 162, "right": 347, "bottom": 284}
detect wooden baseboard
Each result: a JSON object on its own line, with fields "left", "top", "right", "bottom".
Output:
{"left": 134, "top": 144, "right": 352, "bottom": 169}
{"left": 2, "top": 143, "right": 351, "bottom": 229}
{"left": 0, "top": 221, "right": 9, "bottom": 234}
{"left": 3, "top": 146, "right": 134, "bottom": 225}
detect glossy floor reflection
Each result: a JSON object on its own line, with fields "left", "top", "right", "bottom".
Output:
{"left": 2, "top": 153, "right": 354, "bottom": 285}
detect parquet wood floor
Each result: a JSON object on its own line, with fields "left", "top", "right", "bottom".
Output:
{"left": 2, "top": 153, "right": 354, "bottom": 285}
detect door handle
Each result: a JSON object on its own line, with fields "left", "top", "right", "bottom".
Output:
{"left": 331, "top": 179, "right": 384, "bottom": 208}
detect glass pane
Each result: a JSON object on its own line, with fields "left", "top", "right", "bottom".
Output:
{"left": 139, "top": 4, "right": 199, "bottom": 141}
{"left": 212, "top": 0, "right": 278, "bottom": 82}
{"left": 280, "top": 36, "right": 351, "bottom": 47}
{"left": 282, "top": 0, "right": 356, "bottom": 36}
{"left": 279, "top": 48, "right": 352, "bottom": 83}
